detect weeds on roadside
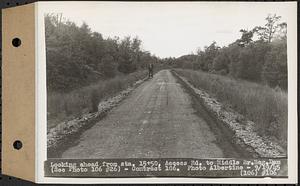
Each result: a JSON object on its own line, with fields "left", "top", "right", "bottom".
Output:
{"left": 175, "top": 69, "right": 287, "bottom": 148}
{"left": 47, "top": 70, "right": 147, "bottom": 130}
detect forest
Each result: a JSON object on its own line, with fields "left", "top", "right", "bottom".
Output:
{"left": 45, "top": 14, "right": 159, "bottom": 93}
{"left": 163, "top": 14, "right": 287, "bottom": 90}
{"left": 46, "top": 13, "right": 287, "bottom": 93}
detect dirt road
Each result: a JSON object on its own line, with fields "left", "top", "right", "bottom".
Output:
{"left": 62, "top": 70, "right": 243, "bottom": 158}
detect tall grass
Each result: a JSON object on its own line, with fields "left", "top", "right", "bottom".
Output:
{"left": 47, "top": 70, "right": 147, "bottom": 129}
{"left": 175, "top": 69, "right": 287, "bottom": 147}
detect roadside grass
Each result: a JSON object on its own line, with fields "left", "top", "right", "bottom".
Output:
{"left": 47, "top": 70, "right": 148, "bottom": 130}
{"left": 175, "top": 69, "right": 287, "bottom": 148}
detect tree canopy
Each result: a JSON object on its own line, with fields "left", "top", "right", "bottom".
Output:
{"left": 163, "top": 14, "right": 287, "bottom": 89}
{"left": 46, "top": 14, "right": 158, "bottom": 93}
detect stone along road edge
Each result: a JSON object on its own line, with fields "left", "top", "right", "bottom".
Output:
{"left": 60, "top": 70, "right": 254, "bottom": 159}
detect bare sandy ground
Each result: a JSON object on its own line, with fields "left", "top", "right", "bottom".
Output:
{"left": 62, "top": 70, "right": 227, "bottom": 158}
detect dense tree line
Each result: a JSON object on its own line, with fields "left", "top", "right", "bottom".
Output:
{"left": 46, "top": 13, "right": 288, "bottom": 92}
{"left": 164, "top": 14, "right": 287, "bottom": 89}
{"left": 46, "top": 14, "right": 158, "bottom": 92}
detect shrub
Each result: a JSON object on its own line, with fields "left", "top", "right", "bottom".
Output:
{"left": 262, "top": 39, "right": 287, "bottom": 89}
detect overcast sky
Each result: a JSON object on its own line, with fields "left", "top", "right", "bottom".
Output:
{"left": 40, "top": 2, "right": 294, "bottom": 58}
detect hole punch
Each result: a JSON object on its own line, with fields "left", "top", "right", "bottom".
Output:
{"left": 13, "top": 140, "right": 22, "bottom": 150}
{"left": 12, "top": 38, "right": 21, "bottom": 47}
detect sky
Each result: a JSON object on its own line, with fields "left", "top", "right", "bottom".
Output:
{"left": 40, "top": 2, "right": 294, "bottom": 58}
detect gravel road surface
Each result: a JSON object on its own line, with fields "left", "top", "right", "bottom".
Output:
{"left": 62, "top": 70, "right": 231, "bottom": 158}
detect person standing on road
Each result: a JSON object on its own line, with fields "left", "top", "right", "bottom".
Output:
{"left": 148, "top": 63, "right": 154, "bottom": 78}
